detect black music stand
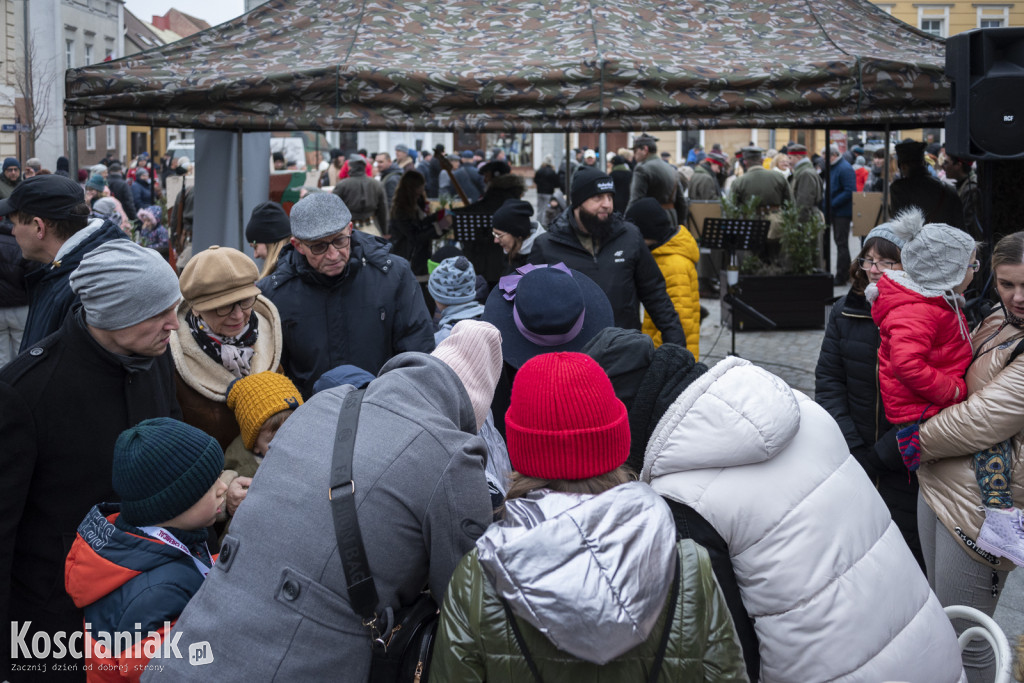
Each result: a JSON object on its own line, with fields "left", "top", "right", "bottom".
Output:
{"left": 451, "top": 212, "right": 493, "bottom": 244}
{"left": 701, "top": 218, "right": 777, "bottom": 356}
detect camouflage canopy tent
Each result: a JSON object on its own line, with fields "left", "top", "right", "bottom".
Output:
{"left": 65, "top": 0, "right": 949, "bottom": 132}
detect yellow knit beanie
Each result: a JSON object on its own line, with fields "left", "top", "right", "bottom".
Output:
{"left": 226, "top": 372, "right": 303, "bottom": 450}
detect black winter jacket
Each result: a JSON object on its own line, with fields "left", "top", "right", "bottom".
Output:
{"left": 814, "top": 292, "right": 892, "bottom": 468}
{"left": 0, "top": 307, "right": 180, "bottom": 662}
{"left": 529, "top": 209, "right": 685, "bottom": 345}
{"left": 814, "top": 292, "right": 922, "bottom": 565}
{"left": 106, "top": 173, "right": 137, "bottom": 221}
{"left": 257, "top": 233, "right": 435, "bottom": 398}
{"left": 0, "top": 225, "right": 29, "bottom": 308}
{"left": 20, "top": 219, "right": 127, "bottom": 353}
{"left": 533, "top": 165, "right": 559, "bottom": 195}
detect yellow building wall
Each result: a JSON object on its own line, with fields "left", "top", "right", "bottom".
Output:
{"left": 874, "top": 1, "right": 1024, "bottom": 37}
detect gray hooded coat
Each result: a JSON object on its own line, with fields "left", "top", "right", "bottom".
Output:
{"left": 144, "top": 353, "right": 493, "bottom": 681}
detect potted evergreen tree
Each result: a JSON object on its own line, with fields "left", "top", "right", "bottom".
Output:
{"left": 724, "top": 199, "right": 833, "bottom": 330}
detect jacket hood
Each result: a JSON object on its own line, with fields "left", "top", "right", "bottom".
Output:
{"left": 652, "top": 225, "right": 700, "bottom": 265}
{"left": 65, "top": 503, "right": 184, "bottom": 608}
{"left": 643, "top": 356, "right": 800, "bottom": 478}
{"left": 374, "top": 351, "right": 477, "bottom": 435}
{"left": 476, "top": 482, "right": 676, "bottom": 664}
{"left": 169, "top": 295, "right": 283, "bottom": 401}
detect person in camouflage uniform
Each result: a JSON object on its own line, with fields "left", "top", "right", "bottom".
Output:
{"left": 688, "top": 152, "right": 727, "bottom": 200}
{"left": 628, "top": 134, "right": 687, "bottom": 229}
{"left": 729, "top": 147, "right": 792, "bottom": 239}
{"left": 730, "top": 147, "right": 792, "bottom": 210}
{"left": 788, "top": 145, "right": 823, "bottom": 220}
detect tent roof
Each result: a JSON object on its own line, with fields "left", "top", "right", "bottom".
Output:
{"left": 65, "top": 0, "right": 951, "bottom": 132}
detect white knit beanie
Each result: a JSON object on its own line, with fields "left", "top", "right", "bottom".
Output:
{"left": 888, "top": 208, "right": 976, "bottom": 294}
{"left": 431, "top": 320, "right": 503, "bottom": 432}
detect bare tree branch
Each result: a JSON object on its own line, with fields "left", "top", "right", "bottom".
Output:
{"left": 15, "top": 35, "right": 56, "bottom": 150}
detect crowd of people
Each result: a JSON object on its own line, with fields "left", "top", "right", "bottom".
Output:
{"left": 0, "top": 134, "right": 1016, "bottom": 683}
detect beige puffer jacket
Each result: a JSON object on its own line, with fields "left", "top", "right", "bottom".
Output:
{"left": 919, "top": 310, "right": 1024, "bottom": 568}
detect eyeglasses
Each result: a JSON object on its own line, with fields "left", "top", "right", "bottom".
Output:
{"left": 213, "top": 296, "right": 257, "bottom": 317}
{"left": 303, "top": 234, "right": 351, "bottom": 255}
{"left": 968, "top": 261, "right": 981, "bottom": 272}
{"left": 492, "top": 230, "right": 509, "bottom": 240}
{"left": 858, "top": 257, "right": 898, "bottom": 271}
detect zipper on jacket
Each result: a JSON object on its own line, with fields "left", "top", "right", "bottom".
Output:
{"left": 874, "top": 356, "right": 881, "bottom": 444}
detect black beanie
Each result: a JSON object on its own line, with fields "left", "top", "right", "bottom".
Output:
{"left": 112, "top": 418, "right": 225, "bottom": 527}
{"left": 492, "top": 199, "right": 534, "bottom": 239}
{"left": 570, "top": 166, "right": 615, "bottom": 208}
{"left": 626, "top": 197, "right": 676, "bottom": 248}
{"left": 246, "top": 201, "right": 292, "bottom": 244}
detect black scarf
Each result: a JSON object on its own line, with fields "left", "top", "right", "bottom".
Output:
{"left": 626, "top": 344, "right": 709, "bottom": 473}
{"left": 186, "top": 309, "right": 259, "bottom": 378}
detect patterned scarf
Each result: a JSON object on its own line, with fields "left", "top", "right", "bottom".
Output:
{"left": 186, "top": 309, "right": 259, "bottom": 379}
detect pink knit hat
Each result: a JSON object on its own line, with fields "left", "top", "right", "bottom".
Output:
{"left": 506, "top": 352, "right": 630, "bottom": 480}
{"left": 431, "top": 320, "right": 503, "bottom": 432}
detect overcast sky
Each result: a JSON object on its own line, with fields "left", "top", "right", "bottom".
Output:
{"left": 124, "top": 0, "right": 248, "bottom": 28}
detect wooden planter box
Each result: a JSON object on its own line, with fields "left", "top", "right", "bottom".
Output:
{"left": 722, "top": 272, "right": 834, "bottom": 331}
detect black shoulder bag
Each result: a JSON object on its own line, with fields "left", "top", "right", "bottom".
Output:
{"left": 329, "top": 389, "right": 439, "bottom": 683}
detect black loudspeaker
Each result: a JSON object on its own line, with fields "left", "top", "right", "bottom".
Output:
{"left": 946, "top": 27, "right": 1024, "bottom": 160}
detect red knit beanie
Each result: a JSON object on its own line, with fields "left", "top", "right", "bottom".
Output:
{"left": 506, "top": 352, "right": 630, "bottom": 480}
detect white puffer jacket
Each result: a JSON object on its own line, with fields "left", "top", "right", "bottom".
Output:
{"left": 642, "top": 357, "right": 965, "bottom": 683}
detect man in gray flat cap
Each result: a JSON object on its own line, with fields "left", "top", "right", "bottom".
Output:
{"left": 258, "top": 192, "right": 434, "bottom": 397}
{"left": 0, "top": 240, "right": 182, "bottom": 680}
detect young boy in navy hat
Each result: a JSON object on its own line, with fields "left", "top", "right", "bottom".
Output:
{"left": 65, "top": 418, "right": 227, "bottom": 680}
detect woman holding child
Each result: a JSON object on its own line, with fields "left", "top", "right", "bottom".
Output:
{"left": 919, "top": 230, "right": 1024, "bottom": 682}
{"left": 169, "top": 245, "right": 284, "bottom": 451}
{"left": 814, "top": 222, "right": 924, "bottom": 566}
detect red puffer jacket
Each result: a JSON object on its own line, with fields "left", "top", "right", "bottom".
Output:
{"left": 870, "top": 272, "right": 971, "bottom": 424}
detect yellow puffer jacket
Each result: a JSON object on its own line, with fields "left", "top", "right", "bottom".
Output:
{"left": 643, "top": 228, "right": 701, "bottom": 358}
{"left": 919, "top": 311, "right": 1024, "bottom": 568}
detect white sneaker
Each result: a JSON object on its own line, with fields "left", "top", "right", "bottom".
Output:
{"left": 976, "top": 507, "right": 1024, "bottom": 567}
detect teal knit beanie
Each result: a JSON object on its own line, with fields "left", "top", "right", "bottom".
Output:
{"left": 113, "top": 418, "right": 224, "bottom": 527}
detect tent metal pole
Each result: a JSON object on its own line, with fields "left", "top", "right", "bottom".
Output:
{"left": 68, "top": 126, "right": 79, "bottom": 178}
{"left": 823, "top": 128, "right": 832, "bottom": 275}
{"left": 237, "top": 130, "right": 245, "bottom": 250}
{"left": 883, "top": 125, "right": 891, "bottom": 220}
{"left": 565, "top": 129, "right": 572, "bottom": 199}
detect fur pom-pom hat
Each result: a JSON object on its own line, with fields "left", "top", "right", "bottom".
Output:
{"left": 886, "top": 208, "right": 976, "bottom": 295}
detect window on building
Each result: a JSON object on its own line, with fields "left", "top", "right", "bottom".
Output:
{"left": 918, "top": 6, "right": 950, "bottom": 38}
{"left": 105, "top": 48, "right": 113, "bottom": 60}
{"left": 978, "top": 5, "right": 1010, "bottom": 28}
{"left": 106, "top": 125, "right": 116, "bottom": 149}
{"left": 65, "top": 40, "right": 74, "bottom": 69}
{"left": 85, "top": 128, "right": 95, "bottom": 151}
{"left": 84, "top": 44, "right": 93, "bottom": 65}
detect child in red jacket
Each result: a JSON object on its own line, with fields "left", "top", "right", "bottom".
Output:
{"left": 869, "top": 208, "right": 1024, "bottom": 566}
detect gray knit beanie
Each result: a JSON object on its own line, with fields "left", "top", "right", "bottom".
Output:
{"left": 290, "top": 192, "right": 352, "bottom": 241}
{"left": 113, "top": 418, "right": 224, "bottom": 527}
{"left": 866, "top": 221, "right": 907, "bottom": 250}
{"left": 428, "top": 256, "right": 477, "bottom": 305}
{"left": 888, "top": 208, "right": 976, "bottom": 293}
{"left": 70, "top": 240, "right": 181, "bottom": 330}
